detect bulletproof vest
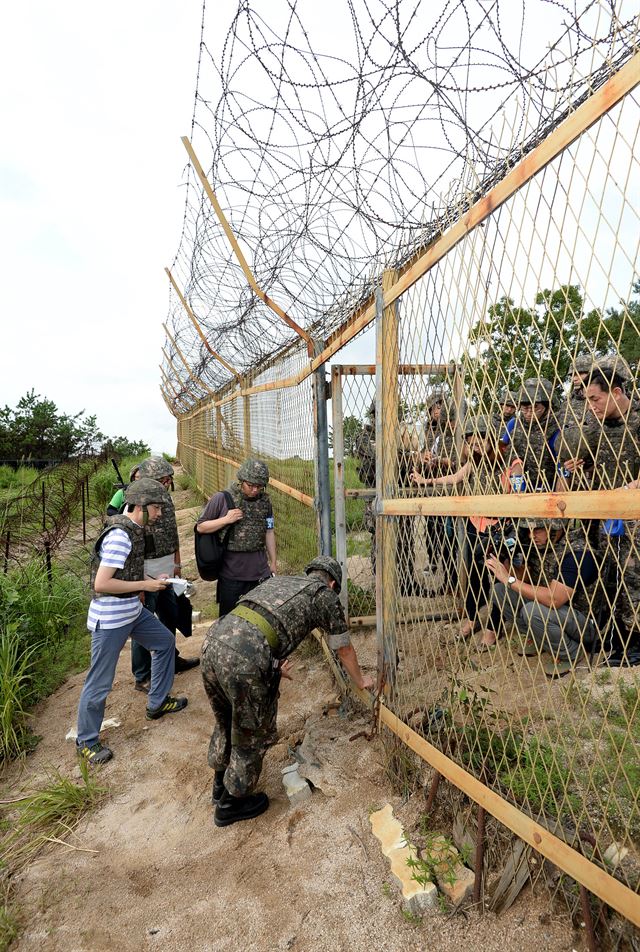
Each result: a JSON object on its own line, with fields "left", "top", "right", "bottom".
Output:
{"left": 354, "top": 426, "right": 376, "bottom": 488}
{"left": 241, "top": 575, "right": 329, "bottom": 658}
{"left": 90, "top": 515, "right": 145, "bottom": 597}
{"left": 143, "top": 494, "right": 179, "bottom": 558}
{"left": 585, "top": 409, "right": 640, "bottom": 490}
{"left": 226, "top": 481, "right": 272, "bottom": 552}
{"left": 511, "top": 409, "right": 559, "bottom": 491}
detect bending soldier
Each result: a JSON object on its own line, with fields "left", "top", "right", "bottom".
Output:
{"left": 201, "top": 556, "right": 375, "bottom": 827}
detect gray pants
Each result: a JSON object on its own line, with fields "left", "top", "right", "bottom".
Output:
{"left": 76, "top": 607, "right": 176, "bottom": 747}
{"left": 492, "top": 582, "right": 595, "bottom": 661}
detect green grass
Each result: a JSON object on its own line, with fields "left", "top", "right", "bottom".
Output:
{"left": 0, "top": 560, "right": 89, "bottom": 762}
{"left": 0, "top": 762, "right": 106, "bottom": 946}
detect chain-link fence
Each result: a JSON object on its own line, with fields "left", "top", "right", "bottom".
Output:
{"left": 168, "top": 10, "right": 640, "bottom": 943}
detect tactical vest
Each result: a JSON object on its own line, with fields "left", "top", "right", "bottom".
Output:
{"left": 241, "top": 574, "right": 328, "bottom": 658}
{"left": 90, "top": 515, "right": 145, "bottom": 598}
{"left": 585, "top": 409, "right": 640, "bottom": 490}
{"left": 144, "top": 494, "right": 179, "bottom": 558}
{"left": 226, "top": 481, "right": 272, "bottom": 552}
{"left": 511, "top": 409, "right": 559, "bottom": 491}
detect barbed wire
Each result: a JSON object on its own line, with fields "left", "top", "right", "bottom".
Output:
{"left": 162, "top": 0, "right": 639, "bottom": 401}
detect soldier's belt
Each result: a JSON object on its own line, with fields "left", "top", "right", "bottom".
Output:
{"left": 230, "top": 605, "right": 279, "bottom": 650}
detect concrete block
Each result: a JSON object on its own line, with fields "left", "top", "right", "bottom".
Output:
{"left": 191, "top": 611, "right": 201, "bottom": 623}
{"left": 282, "top": 767, "right": 312, "bottom": 806}
{"left": 428, "top": 835, "right": 475, "bottom": 905}
{"left": 281, "top": 762, "right": 299, "bottom": 777}
{"left": 370, "top": 805, "right": 438, "bottom": 916}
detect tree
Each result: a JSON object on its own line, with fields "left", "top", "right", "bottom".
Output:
{"left": 464, "top": 282, "right": 639, "bottom": 406}
{"left": 0, "top": 391, "right": 148, "bottom": 465}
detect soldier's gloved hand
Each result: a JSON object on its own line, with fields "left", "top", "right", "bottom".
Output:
{"left": 226, "top": 508, "right": 244, "bottom": 524}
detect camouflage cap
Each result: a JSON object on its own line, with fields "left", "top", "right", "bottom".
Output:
{"left": 237, "top": 458, "right": 270, "bottom": 486}
{"left": 305, "top": 555, "right": 342, "bottom": 593}
{"left": 522, "top": 516, "right": 565, "bottom": 532}
{"left": 593, "top": 354, "right": 632, "bottom": 386}
{"left": 518, "top": 378, "right": 554, "bottom": 405}
{"left": 464, "top": 414, "right": 493, "bottom": 438}
{"left": 138, "top": 457, "right": 174, "bottom": 479}
{"left": 124, "top": 477, "right": 168, "bottom": 507}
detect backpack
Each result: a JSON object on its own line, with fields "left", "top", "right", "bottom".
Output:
{"left": 193, "top": 491, "right": 235, "bottom": 581}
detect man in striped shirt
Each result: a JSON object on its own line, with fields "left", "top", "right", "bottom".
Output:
{"left": 76, "top": 478, "right": 187, "bottom": 765}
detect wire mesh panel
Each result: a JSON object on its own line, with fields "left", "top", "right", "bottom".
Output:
{"left": 375, "top": 77, "right": 640, "bottom": 942}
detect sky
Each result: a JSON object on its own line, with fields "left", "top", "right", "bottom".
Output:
{"left": 0, "top": 1, "right": 205, "bottom": 454}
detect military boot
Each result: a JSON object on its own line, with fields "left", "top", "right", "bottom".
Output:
{"left": 214, "top": 788, "right": 269, "bottom": 827}
{"left": 211, "top": 771, "right": 226, "bottom": 804}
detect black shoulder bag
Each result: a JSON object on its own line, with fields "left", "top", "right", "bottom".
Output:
{"left": 194, "top": 491, "right": 235, "bottom": 581}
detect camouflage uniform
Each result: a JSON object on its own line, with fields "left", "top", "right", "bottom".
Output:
{"left": 201, "top": 574, "right": 351, "bottom": 796}
{"left": 571, "top": 357, "right": 640, "bottom": 642}
{"left": 353, "top": 420, "right": 377, "bottom": 571}
{"left": 509, "top": 379, "right": 560, "bottom": 491}
{"left": 492, "top": 523, "right": 601, "bottom": 659}
{"left": 225, "top": 480, "right": 273, "bottom": 554}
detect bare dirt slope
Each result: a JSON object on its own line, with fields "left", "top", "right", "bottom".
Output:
{"left": 6, "top": 484, "right": 577, "bottom": 952}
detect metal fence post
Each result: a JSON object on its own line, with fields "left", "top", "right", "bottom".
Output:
{"left": 375, "top": 270, "right": 399, "bottom": 690}
{"left": 331, "top": 366, "right": 349, "bottom": 615}
{"left": 312, "top": 341, "right": 332, "bottom": 555}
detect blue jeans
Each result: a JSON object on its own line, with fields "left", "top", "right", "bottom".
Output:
{"left": 131, "top": 587, "right": 179, "bottom": 683}
{"left": 77, "top": 608, "right": 175, "bottom": 747}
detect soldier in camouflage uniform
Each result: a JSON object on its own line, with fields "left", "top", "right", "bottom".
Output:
{"left": 75, "top": 479, "right": 188, "bottom": 765}
{"left": 353, "top": 401, "right": 377, "bottom": 571}
{"left": 582, "top": 356, "right": 640, "bottom": 658}
{"left": 485, "top": 517, "right": 601, "bottom": 676}
{"left": 508, "top": 378, "right": 561, "bottom": 492}
{"left": 201, "top": 556, "right": 374, "bottom": 826}
{"left": 197, "top": 459, "right": 276, "bottom": 617}
{"left": 555, "top": 355, "right": 600, "bottom": 489}
{"left": 130, "top": 457, "right": 199, "bottom": 692}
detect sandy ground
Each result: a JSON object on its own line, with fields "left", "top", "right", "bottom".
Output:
{"left": 3, "top": 483, "right": 581, "bottom": 952}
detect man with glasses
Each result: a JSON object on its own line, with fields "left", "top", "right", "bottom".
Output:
{"left": 196, "top": 459, "right": 277, "bottom": 617}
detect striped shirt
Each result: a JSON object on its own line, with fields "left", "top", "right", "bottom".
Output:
{"left": 87, "top": 527, "right": 143, "bottom": 631}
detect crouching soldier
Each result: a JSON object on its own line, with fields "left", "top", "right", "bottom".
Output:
{"left": 201, "top": 556, "right": 375, "bottom": 827}
{"left": 75, "top": 478, "right": 188, "bottom": 765}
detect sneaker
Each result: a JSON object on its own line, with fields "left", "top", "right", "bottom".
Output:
{"left": 517, "top": 638, "right": 539, "bottom": 658}
{"left": 214, "top": 789, "right": 269, "bottom": 827}
{"left": 134, "top": 680, "right": 150, "bottom": 694}
{"left": 146, "top": 695, "right": 188, "bottom": 720}
{"left": 77, "top": 741, "right": 113, "bottom": 765}
{"left": 175, "top": 655, "right": 200, "bottom": 673}
{"left": 211, "top": 771, "right": 226, "bottom": 804}
{"left": 542, "top": 658, "right": 573, "bottom": 679}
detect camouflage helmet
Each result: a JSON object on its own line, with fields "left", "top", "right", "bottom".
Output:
{"left": 237, "top": 458, "right": 270, "bottom": 486}
{"left": 572, "top": 354, "right": 593, "bottom": 375}
{"left": 426, "top": 389, "right": 445, "bottom": 410}
{"left": 305, "top": 555, "right": 342, "bottom": 593}
{"left": 593, "top": 354, "right": 632, "bottom": 387}
{"left": 124, "top": 477, "right": 168, "bottom": 508}
{"left": 522, "top": 516, "right": 565, "bottom": 532}
{"left": 518, "top": 378, "right": 554, "bottom": 405}
{"left": 138, "top": 457, "right": 174, "bottom": 480}
{"left": 464, "top": 414, "right": 493, "bottom": 438}
{"left": 500, "top": 388, "right": 519, "bottom": 408}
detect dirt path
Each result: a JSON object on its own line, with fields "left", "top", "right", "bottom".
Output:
{"left": 5, "top": 481, "right": 577, "bottom": 952}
